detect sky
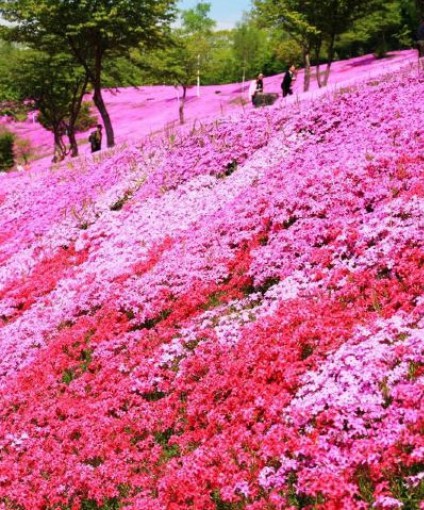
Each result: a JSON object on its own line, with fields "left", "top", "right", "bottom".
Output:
{"left": 178, "top": 0, "right": 252, "bottom": 30}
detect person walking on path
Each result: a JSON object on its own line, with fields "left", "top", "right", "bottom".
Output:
{"left": 281, "top": 65, "right": 297, "bottom": 98}
{"left": 89, "top": 124, "right": 103, "bottom": 153}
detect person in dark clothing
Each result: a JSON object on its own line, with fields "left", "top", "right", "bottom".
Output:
{"left": 255, "top": 73, "right": 264, "bottom": 94}
{"left": 417, "top": 19, "right": 424, "bottom": 60}
{"left": 89, "top": 124, "right": 103, "bottom": 153}
{"left": 281, "top": 65, "right": 297, "bottom": 98}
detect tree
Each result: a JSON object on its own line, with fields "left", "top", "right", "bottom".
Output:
{"left": 0, "top": 39, "right": 20, "bottom": 103}
{"left": 0, "top": 40, "right": 33, "bottom": 120}
{"left": 233, "top": 18, "right": 270, "bottom": 84}
{"left": 201, "top": 23, "right": 289, "bottom": 86}
{"left": 201, "top": 30, "right": 236, "bottom": 84}
{"left": 270, "top": 32, "right": 303, "bottom": 72}
{"left": 173, "top": 2, "right": 216, "bottom": 123}
{"left": 254, "top": 0, "right": 318, "bottom": 91}
{"left": 313, "top": 0, "right": 382, "bottom": 86}
{"left": 0, "top": 0, "right": 177, "bottom": 148}
{"left": 0, "top": 128, "right": 14, "bottom": 171}
{"left": 182, "top": 1, "right": 216, "bottom": 33}
{"left": 401, "top": 0, "right": 422, "bottom": 42}
{"left": 138, "top": 2, "right": 215, "bottom": 125}
{"left": 12, "top": 49, "right": 88, "bottom": 161}
{"left": 148, "top": 32, "right": 210, "bottom": 125}
{"left": 254, "top": 0, "right": 377, "bottom": 90}
{"left": 337, "top": 1, "right": 404, "bottom": 58}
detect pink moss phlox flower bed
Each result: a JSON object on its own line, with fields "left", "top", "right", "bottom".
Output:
{"left": 0, "top": 54, "right": 423, "bottom": 509}
{"left": 6, "top": 50, "right": 417, "bottom": 160}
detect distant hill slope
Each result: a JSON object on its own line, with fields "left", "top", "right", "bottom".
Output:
{"left": 0, "top": 54, "right": 423, "bottom": 509}
{"left": 3, "top": 50, "right": 417, "bottom": 164}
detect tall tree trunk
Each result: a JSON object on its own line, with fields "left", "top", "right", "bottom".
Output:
{"left": 303, "top": 50, "right": 311, "bottom": 92}
{"left": 67, "top": 75, "right": 89, "bottom": 158}
{"left": 323, "top": 60, "right": 333, "bottom": 87}
{"left": 93, "top": 84, "right": 114, "bottom": 148}
{"left": 178, "top": 85, "right": 187, "bottom": 125}
{"left": 316, "top": 62, "right": 323, "bottom": 88}
{"left": 66, "top": 37, "right": 114, "bottom": 148}
{"left": 93, "top": 49, "right": 114, "bottom": 148}
{"left": 52, "top": 129, "right": 66, "bottom": 163}
{"left": 323, "top": 35, "right": 336, "bottom": 87}
{"left": 67, "top": 129, "right": 79, "bottom": 158}
{"left": 314, "top": 39, "right": 324, "bottom": 88}
{"left": 67, "top": 37, "right": 115, "bottom": 148}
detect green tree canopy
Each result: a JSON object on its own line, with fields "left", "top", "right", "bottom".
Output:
{"left": 254, "top": 0, "right": 379, "bottom": 89}
{"left": 337, "top": 1, "right": 405, "bottom": 58}
{"left": 0, "top": 39, "right": 20, "bottom": 103}
{"left": 254, "top": 0, "right": 318, "bottom": 90}
{"left": 181, "top": 1, "right": 216, "bottom": 33}
{"left": 0, "top": 0, "right": 177, "bottom": 147}
{"left": 136, "top": 2, "right": 215, "bottom": 125}
{"left": 232, "top": 18, "right": 270, "bottom": 82}
{"left": 11, "top": 48, "right": 89, "bottom": 160}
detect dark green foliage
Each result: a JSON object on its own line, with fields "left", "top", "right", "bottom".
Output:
{"left": 0, "top": 0, "right": 177, "bottom": 148}
{"left": 336, "top": 1, "right": 407, "bottom": 59}
{"left": 210, "top": 490, "right": 245, "bottom": 509}
{"left": 110, "top": 190, "right": 133, "bottom": 211}
{"left": 74, "top": 102, "right": 97, "bottom": 133}
{"left": 79, "top": 348, "right": 93, "bottom": 372}
{"left": 0, "top": 100, "right": 30, "bottom": 121}
{"left": 61, "top": 368, "right": 75, "bottom": 385}
{"left": 355, "top": 464, "right": 375, "bottom": 504}
{"left": 255, "top": 276, "right": 281, "bottom": 295}
{"left": 142, "top": 390, "right": 167, "bottom": 402}
{"left": 81, "top": 498, "right": 120, "bottom": 510}
{"left": 10, "top": 49, "right": 89, "bottom": 160}
{"left": 230, "top": 17, "right": 289, "bottom": 82}
{"left": 217, "top": 159, "right": 238, "bottom": 178}
{"left": 84, "top": 457, "right": 104, "bottom": 468}
{"left": 283, "top": 216, "right": 298, "bottom": 229}
{"left": 62, "top": 500, "right": 121, "bottom": 510}
{"left": 154, "top": 428, "right": 180, "bottom": 462}
{"left": 129, "top": 309, "right": 172, "bottom": 331}
{"left": 253, "top": 0, "right": 413, "bottom": 89}
{"left": 0, "top": 128, "right": 15, "bottom": 171}
{"left": 0, "top": 39, "right": 23, "bottom": 106}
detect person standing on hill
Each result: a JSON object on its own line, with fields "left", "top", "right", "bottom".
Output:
{"left": 281, "top": 65, "right": 297, "bottom": 98}
{"left": 417, "top": 19, "right": 424, "bottom": 63}
{"left": 249, "top": 73, "right": 264, "bottom": 106}
{"left": 254, "top": 73, "right": 264, "bottom": 94}
{"left": 89, "top": 124, "right": 103, "bottom": 153}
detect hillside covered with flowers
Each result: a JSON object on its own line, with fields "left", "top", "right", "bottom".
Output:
{"left": 0, "top": 57, "right": 423, "bottom": 509}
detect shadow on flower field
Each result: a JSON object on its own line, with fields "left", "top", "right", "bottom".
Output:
{"left": 0, "top": 51, "right": 423, "bottom": 509}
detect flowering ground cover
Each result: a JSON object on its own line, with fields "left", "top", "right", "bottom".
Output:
{"left": 0, "top": 54, "right": 423, "bottom": 509}
{"left": 4, "top": 50, "right": 417, "bottom": 163}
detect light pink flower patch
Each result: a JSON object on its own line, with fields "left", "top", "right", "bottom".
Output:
{"left": 0, "top": 52, "right": 423, "bottom": 509}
